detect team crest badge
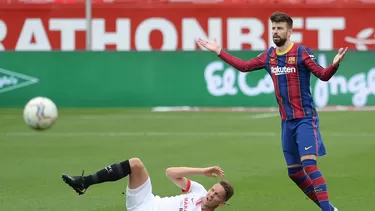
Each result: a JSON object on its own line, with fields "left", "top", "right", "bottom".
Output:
{"left": 288, "top": 57, "right": 296, "bottom": 64}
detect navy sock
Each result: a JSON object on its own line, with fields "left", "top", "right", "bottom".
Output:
{"left": 302, "top": 159, "right": 332, "bottom": 211}
{"left": 83, "top": 160, "right": 131, "bottom": 188}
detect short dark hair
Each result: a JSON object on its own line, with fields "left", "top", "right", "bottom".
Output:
{"left": 220, "top": 180, "right": 234, "bottom": 202}
{"left": 270, "top": 12, "right": 293, "bottom": 28}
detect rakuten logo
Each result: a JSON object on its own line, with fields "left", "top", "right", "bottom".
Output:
{"left": 271, "top": 66, "right": 296, "bottom": 75}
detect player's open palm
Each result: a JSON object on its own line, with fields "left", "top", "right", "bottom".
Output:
{"left": 333, "top": 47, "right": 348, "bottom": 66}
{"left": 203, "top": 166, "right": 224, "bottom": 178}
{"left": 197, "top": 38, "right": 221, "bottom": 55}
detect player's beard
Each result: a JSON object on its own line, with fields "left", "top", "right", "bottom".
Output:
{"left": 273, "top": 35, "right": 287, "bottom": 47}
{"left": 202, "top": 197, "right": 219, "bottom": 209}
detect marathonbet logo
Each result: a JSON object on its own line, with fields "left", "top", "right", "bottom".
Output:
{"left": 0, "top": 68, "right": 39, "bottom": 94}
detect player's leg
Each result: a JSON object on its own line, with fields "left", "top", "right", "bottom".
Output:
{"left": 124, "top": 158, "right": 155, "bottom": 211}
{"left": 281, "top": 120, "right": 320, "bottom": 207}
{"left": 61, "top": 157, "right": 148, "bottom": 195}
{"left": 288, "top": 166, "right": 320, "bottom": 207}
{"left": 62, "top": 157, "right": 154, "bottom": 210}
{"left": 296, "top": 116, "right": 336, "bottom": 211}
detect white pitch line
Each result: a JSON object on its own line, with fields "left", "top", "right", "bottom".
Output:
{"left": 0, "top": 113, "right": 280, "bottom": 120}
{"left": 4, "top": 132, "right": 277, "bottom": 137}
{"left": 249, "top": 113, "right": 280, "bottom": 119}
{"left": 1, "top": 114, "right": 193, "bottom": 120}
{"left": 3, "top": 132, "right": 375, "bottom": 137}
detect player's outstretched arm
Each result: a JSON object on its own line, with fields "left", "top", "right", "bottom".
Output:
{"left": 303, "top": 47, "right": 348, "bottom": 81}
{"left": 166, "top": 166, "right": 224, "bottom": 190}
{"left": 197, "top": 38, "right": 267, "bottom": 72}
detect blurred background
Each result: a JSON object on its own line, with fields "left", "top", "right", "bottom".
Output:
{"left": 0, "top": 0, "right": 375, "bottom": 109}
{"left": 1, "top": 1, "right": 375, "bottom": 211}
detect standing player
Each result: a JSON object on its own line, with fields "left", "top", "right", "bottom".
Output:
{"left": 198, "top": 12, "right": 346, "bottom": 211}
{"left": 61, "top": 157, "right": 234, "bottom": 211}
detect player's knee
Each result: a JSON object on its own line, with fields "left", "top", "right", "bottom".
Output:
{"left": 287, "top": 164, "right": 302, "bottom": 168}
{"left": 300, "top": 154, "right": 317, "bottom": 162}
{"left": 129, "top": 157, "right": 145, "bottom": 172}
{"left": 287, "top": 164, "right": 303, "bottom": 179}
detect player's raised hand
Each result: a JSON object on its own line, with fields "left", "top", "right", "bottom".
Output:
{"left": 333, "top": 47, "right": 348, "bottom": 66}
{"left": 203, "top": 166, "right": 224, "bottom": 178}
{"left": 197, "top": 38, "right": 221, "bottom": 55}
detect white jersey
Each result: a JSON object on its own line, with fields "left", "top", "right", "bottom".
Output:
{"left": 154, "top": 179, "right": 208, "bottom": 211}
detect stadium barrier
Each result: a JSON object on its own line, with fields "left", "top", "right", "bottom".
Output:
{"left": 1, "top": 0, "right": 374, "bottom": 5}
{"left": 0, "top": 3, "right": 375, "bottom": 51}
{"left": 0, "top": 51, "right": 374, "bottom": 108}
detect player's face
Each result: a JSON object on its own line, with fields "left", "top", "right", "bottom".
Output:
{"left": 272, "top": 22, "right": 291, "bottom": 47}
{"left": 202, "top": 183, "right": 227, "bottom": 208}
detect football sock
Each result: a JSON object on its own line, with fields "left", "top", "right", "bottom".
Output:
{"left": 302, "top": 159, "right": 331, "bottom": 211}
{"left": 288, "top": 166, "right": 320, "bottom": 207}
{"left": 83, "top": 160, "right": 131, "bottom": 188}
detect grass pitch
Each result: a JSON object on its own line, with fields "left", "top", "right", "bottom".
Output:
{"left": 0, "top": 108, "right": 374, "bottom": 211}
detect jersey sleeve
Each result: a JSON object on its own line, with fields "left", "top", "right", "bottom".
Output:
{"left": 302, "top": 47, "right": 339, "bottom": 81}
{"left": 181, "top": 179, "right": 207, "bottom": 195}
{"left": 218, "top": 50, "right": 267, "bottom": 72}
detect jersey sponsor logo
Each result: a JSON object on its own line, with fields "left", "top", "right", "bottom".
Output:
{"left": 271, "top": 66, "right": 296, "bottom": 75}
{"left": 182, "top": 197, "right": 188, "bottom": 211}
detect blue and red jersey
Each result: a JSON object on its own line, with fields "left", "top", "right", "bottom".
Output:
{"left": 218, "top": 43, "right": 339, "bottom": 120}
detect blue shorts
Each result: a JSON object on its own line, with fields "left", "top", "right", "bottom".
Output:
{"left": 282, "top": 115, "right": 326, "bottom": 166}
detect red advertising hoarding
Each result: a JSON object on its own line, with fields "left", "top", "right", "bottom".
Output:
{"left": 0, "top": 5, "right": 374, "bottom": 51}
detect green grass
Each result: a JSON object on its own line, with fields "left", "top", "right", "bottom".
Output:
{"left": 0, "top": 108, "right": 374, "bottom": 211}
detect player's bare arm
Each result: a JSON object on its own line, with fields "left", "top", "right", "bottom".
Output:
{"left": 166, "top": 166, "right": 224, "bottom": 190}
{"left": 197, "top": 38, "right": 266, "bottom": 72}
{"left": 303, "top": 47, "right": 348, "bottom": 81}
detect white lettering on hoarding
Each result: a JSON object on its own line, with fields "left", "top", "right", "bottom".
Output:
{"left": 135, "top": 18, "right": 177, "bottom": 51}
{"left": 306, "top": 18, "right": 345, "bottom": 50}
{"left": 16, "top": 19, "right": 51, "bottom": 51}
{"left": 0, "top": 17, "right": 347, "bottom": 51}
{"left": 205, "top": 54, "right": 375, "bottom": 108}
{"left": 344, "top": 27, "right": 375, "bottom": 50}
{"left": 238, "top": 72, "right": 274, "bottom": 96}
{"left": 0, "top": 68, "right": 39, "bottom": 94}
{"left": 204, "top": 61, "right": 238, "bottom": 96}
{"left": 93, "top": 19, "right": 130, "bottom": 51}
{"left": 314, "top": 53, "right": 375, "bottom": 108}
{"left": 50, "top": 19, "right": 86, "bottom": 50}
{"left": 227, "top": 18, "right": 266, "bottom": 50}
{"left": 0, "top": 20, "right": 6, "bottom": 50}
{"left": 182, "top": 18, "right": 222, "bottom": 51}
{"left": 204, "top": 61, "right": 274, "bottom": 97}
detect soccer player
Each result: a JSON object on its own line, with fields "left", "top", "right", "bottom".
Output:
{"left": 197, "top": 12, "right": 347, "bottom": 211}
{"left": 61, "top": 157, "right": 234, "bottom": 211}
